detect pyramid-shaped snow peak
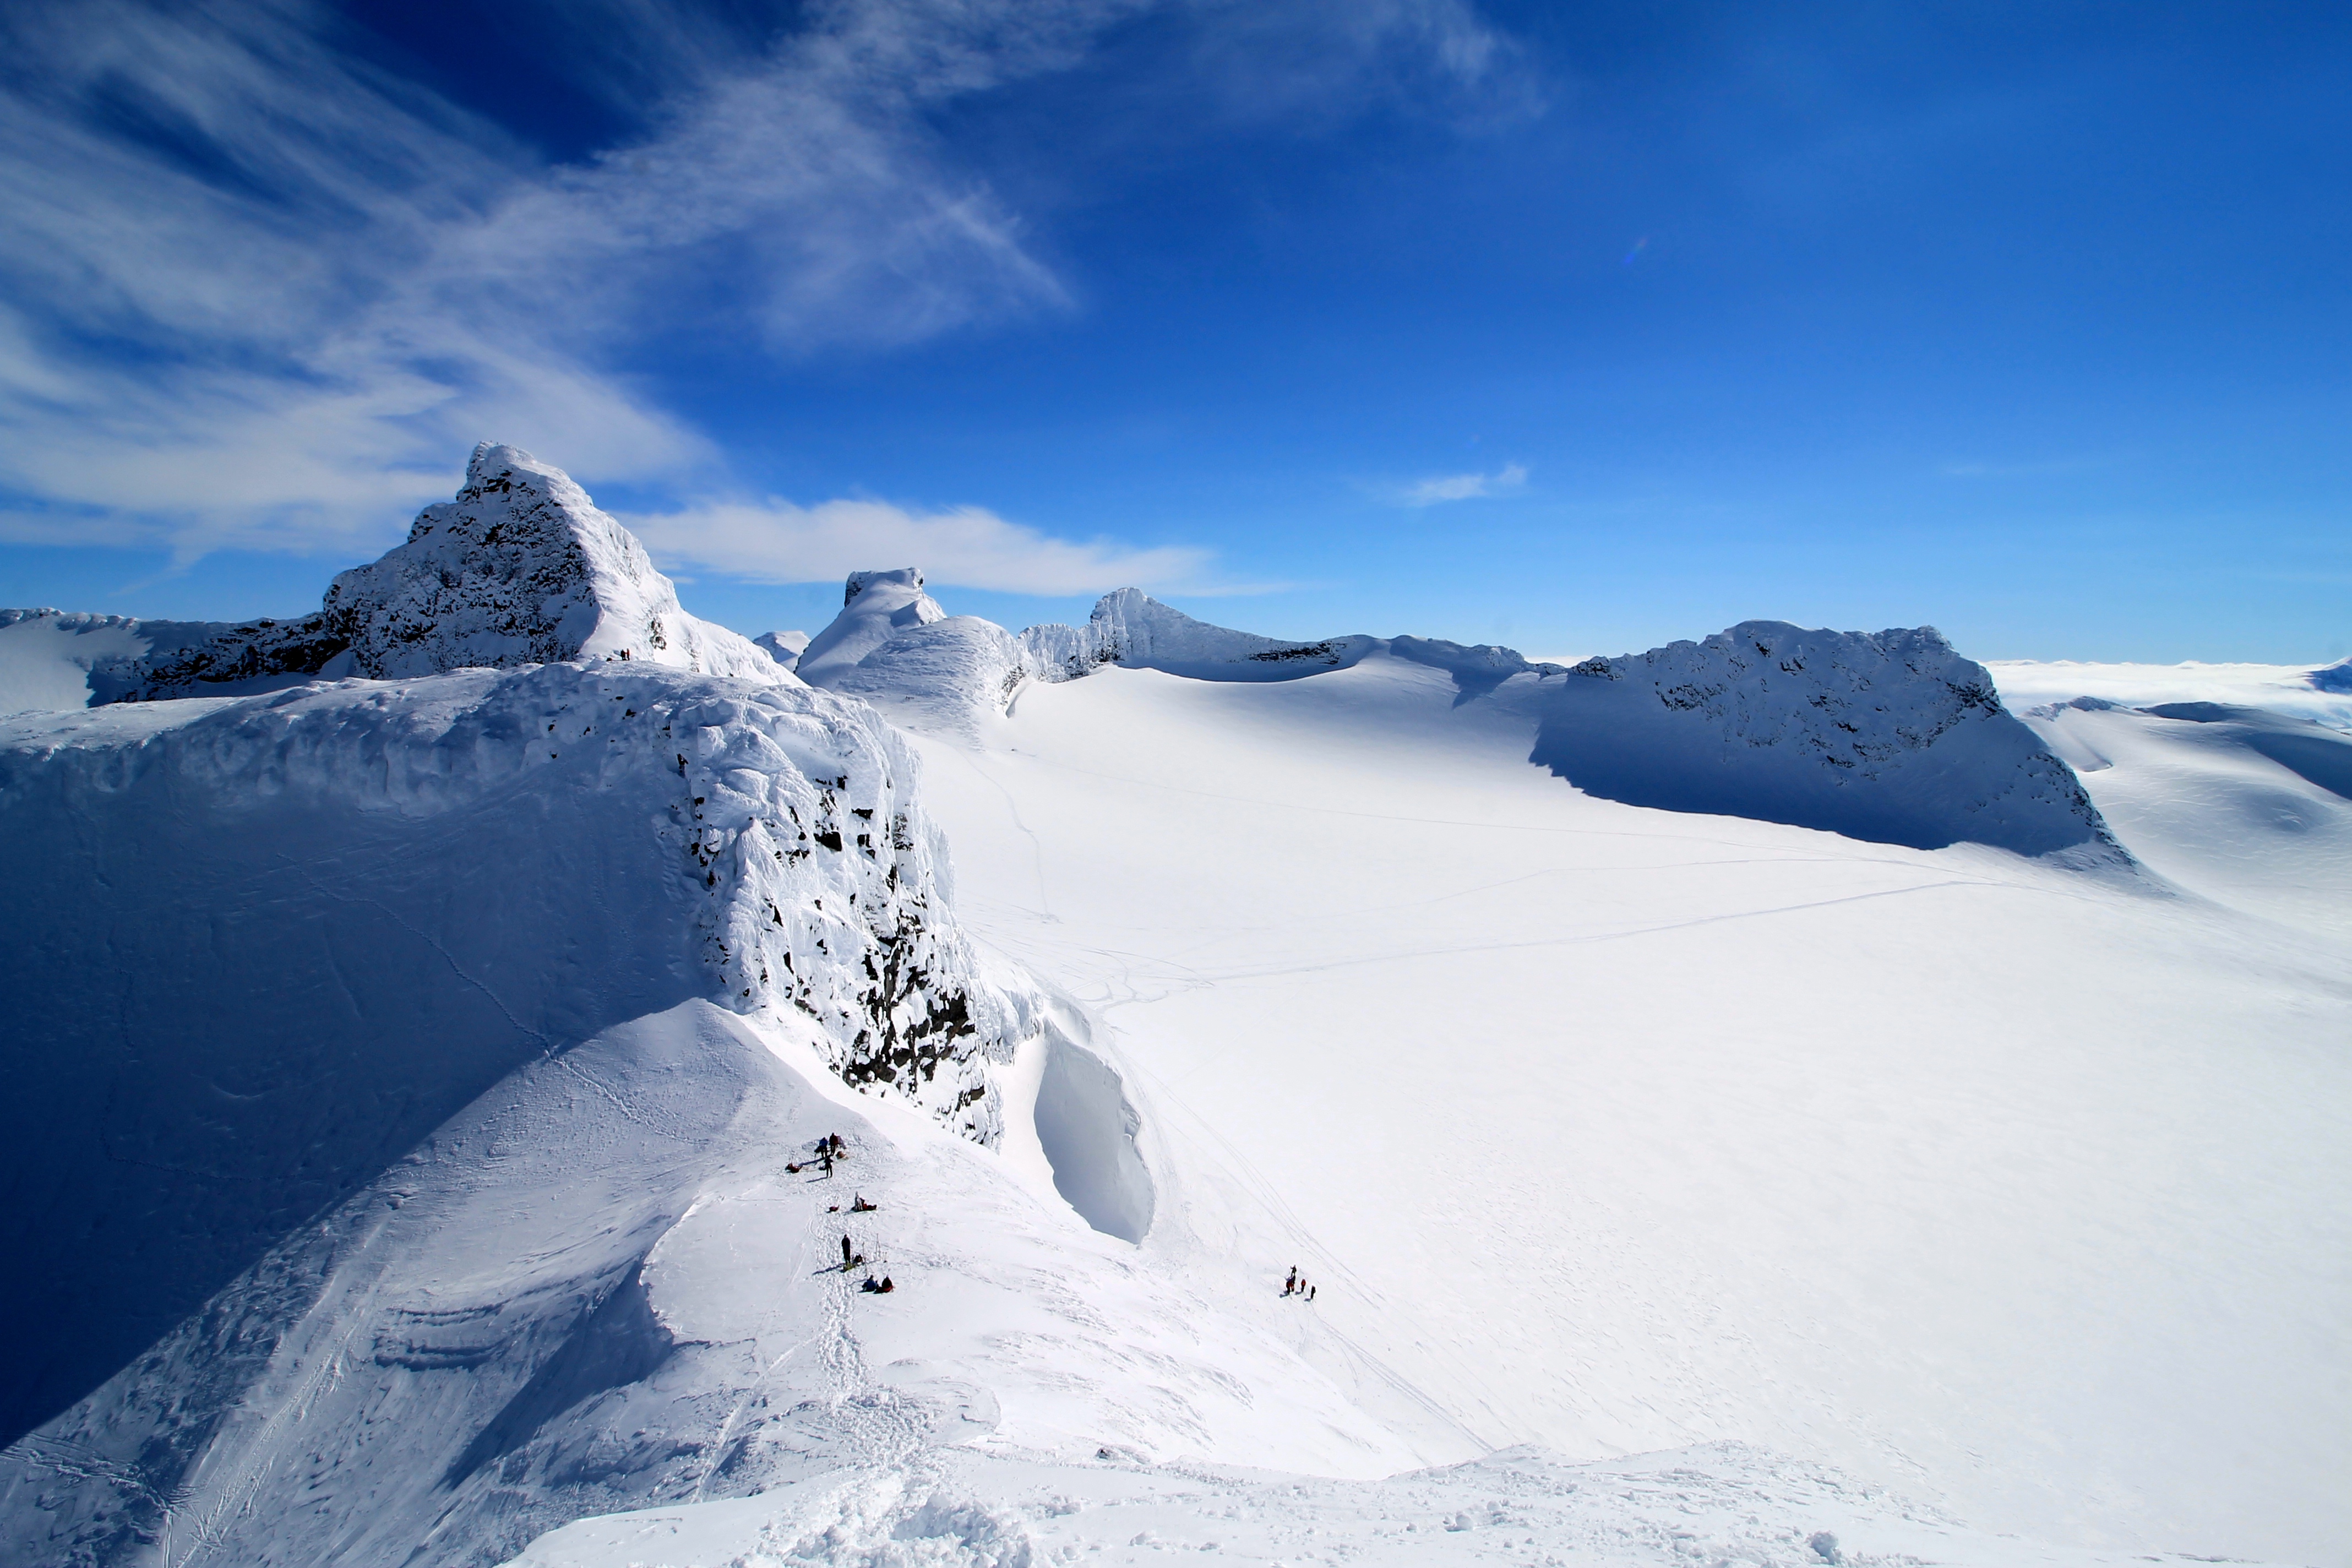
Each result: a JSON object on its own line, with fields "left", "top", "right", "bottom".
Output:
{"left": 320, "top": 444, "right": 782, "bottom": 683}
{"left": 6, "top": 445, "right": 790, "bottom": 707}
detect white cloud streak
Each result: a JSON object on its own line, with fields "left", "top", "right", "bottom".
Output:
{"left": 1398, "top": 461, "right": 1528, "bottom": 505}
{"left": 624, "top": 497, "right": 1211, "bottom": 596}
{"left": 0, "top": 0, "right": 1532, "bottom": 574}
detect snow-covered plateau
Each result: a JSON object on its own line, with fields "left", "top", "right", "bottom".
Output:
{"left": 1, "top": 451, "right": 2344, "bottom": 1568}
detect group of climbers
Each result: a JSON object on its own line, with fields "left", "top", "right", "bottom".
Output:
{"left": 1281, "top": 1266, "right": 1316, "bottom": 1303}
{"left": 787, "top": 1132, "right": 849, "bottom": 1178}
{"left": 806, "top": 1132, "right": 896, "bottom": 1294}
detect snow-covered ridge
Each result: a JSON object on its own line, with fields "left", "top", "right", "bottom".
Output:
{"left": 0, "top": 660, "right": 1047, "bottom": 1482}
{"left": 1, "top": 662, "right": 1030, "bottom": 1140}
{"left": 1536, "top": 620, "right": 2115, "bottom": 856}
{"left": 0, "top": 445, "right": 787, "bottom": 714}
{"left": 795, "top": 578, "right": 1566, "bottom": 731}
{"left": 1015, "top": 587, "right": 1566, "bottom": 694}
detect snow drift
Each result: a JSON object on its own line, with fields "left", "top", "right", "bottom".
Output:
{"left": 1535, "top": 620, "right": 2114, "bottom": 856}
{"left": 0, "top": 445, "right": 784, "bottom": 714}
{"left": 0, "top": 662, "right": 1039, "bottom": 1458}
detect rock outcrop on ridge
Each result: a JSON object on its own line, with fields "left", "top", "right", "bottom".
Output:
{"left": 1534, "top": 620, "right": 2115, "bottom": 856}
{"left": 0, "top": 444, "right": 787, "bottom": 712}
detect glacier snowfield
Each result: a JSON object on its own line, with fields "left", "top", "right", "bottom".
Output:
{"left": 1, "top": 448, "right": 2345, "bottom": 1568}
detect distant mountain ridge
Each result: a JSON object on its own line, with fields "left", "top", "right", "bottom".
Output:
{"left": 793, "top": 573, "right": 2113, "bottom": 858}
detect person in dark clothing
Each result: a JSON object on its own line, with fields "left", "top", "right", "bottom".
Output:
{"left": 1308, "top": 1286, "right": 1316, "bottom": 1302}
{"left": 841, "top": 1234, "right": 852, "bottom": 1268}
{"left": 1284, "top": 1267, "right": 1298, "bottom": 1296}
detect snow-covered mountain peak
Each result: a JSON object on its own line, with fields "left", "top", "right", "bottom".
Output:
{"left": 320, "top": 443, "right": 783, "bottom": 683}
{"left": 1536, "top": 619, "right": 2116, "bottom": 856}
{"left": 0, "top": 447, "right": 790, "bottom": 711}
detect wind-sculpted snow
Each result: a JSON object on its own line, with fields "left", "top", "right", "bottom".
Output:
{"left": 0, "top": 662, "right": 1035, "bottom": 1455}
{"left": 1534, "top": 621, "right": 2115, "bottom": 856}
{"left": 0, "top": 445, "right": 786, "bottom": 712}
{"left": 827, "top": 614, "right": 1033, "bottom": 736}
{"left": 793, "top": 567, "right": 949, "bottom": 687}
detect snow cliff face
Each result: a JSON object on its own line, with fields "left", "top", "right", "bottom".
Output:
{"left": 0, "top": 447, "right": 788, "bottom": 711}
{"left": 0, "top": 662, "right": 1037, "bottom": 1454}
{"left": 1534, "top": 621, "right": 2114, "bottom": 856}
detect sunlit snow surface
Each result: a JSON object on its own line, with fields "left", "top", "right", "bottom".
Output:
{"left": 858, "top": 656, "right": 2347, "bottom": 1567}
{"left": 2, "top": 645, "right": 2344, "bottom": 1568}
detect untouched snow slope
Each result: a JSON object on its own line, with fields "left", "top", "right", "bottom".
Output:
{"left": 1539, "top": 622, "right": 2112, "bottom": 855}
{"left": 881, "top": 652, "right": 2350, "bottom": 1565}
{"left": 2023, "top": 700, "right": 2352, "bottom": 943}
{"left": 0, "top": 663, "right": 1040, "bottom": 1464}
{"left": 0, "top": 445, "right": 785, "bottom": 713}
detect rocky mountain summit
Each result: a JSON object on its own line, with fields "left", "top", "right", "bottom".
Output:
{"left": 0, "top": 445, "right": 784, "bottom": 712}
{"left": 1537, "top": 620, "right": 2114, "bottom": 856}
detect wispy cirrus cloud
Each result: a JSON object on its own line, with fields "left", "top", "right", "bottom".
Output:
{"left": 623, "top": 496, "right": 1212, "bottom": 596}
{"left": 1395, "top": 462, "right": 1529, "bottom": 505}
{"left": 0, "top": 0, "right": 1534, "bottom": 582}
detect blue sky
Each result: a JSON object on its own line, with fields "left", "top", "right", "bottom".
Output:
{"left": 1, "top": 1, "right": 2346, "bottom": 662}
